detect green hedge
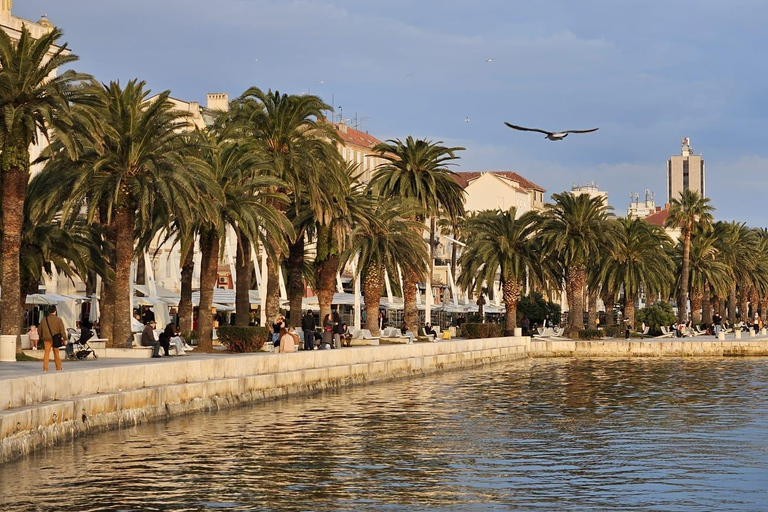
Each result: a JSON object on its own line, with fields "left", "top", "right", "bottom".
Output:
{"left": 577, "top": 329, "right": 604, "bottom": 340}
{"left": 217, "top": 326, "right": 270, "bottom": 353}
{"left": 463, "top": 323, "right": 503, "bottom": 339}
{"left": 602, "top": 325, "right": 623, "bottom": 338}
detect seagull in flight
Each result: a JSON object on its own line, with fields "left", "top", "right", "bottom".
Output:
{"left": 504, "top": 122, "right": 599, "bottom": 141}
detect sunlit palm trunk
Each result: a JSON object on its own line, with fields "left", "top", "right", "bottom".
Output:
{"left": 363, "top": 264, "right": 385, "bottom": 336}
{"left": 624, "top": 291, "right": 636, "bottom": 331}
{"left": 749, "top": 286, "right": 759, "bottom": 320}
{"left": 234, "top": 229, "right": 252, "bottom": 327}
{"left": 178, "top": 244, "right": 194, "bottom": 335}
{"left": 565, "top": 265, "right": 586, "bottom": 334}
{"left": 98, "top": 208, "right": 115, "bottom": 345}
{"left": 690, "top": 287, "right": 703, "bottom": 326}
{"left": 113, "top": 208, "right": 135, "bottom": 348}
{"left": 678, "top": 226, "right": 692, "bottom": 323}
{"left": 702, "top": 283, "right": 712, "bottom": 325}
{"left": 502, "top": 279, "right": 520, "bottom": 335}
{"left": 265, "top": 234, "right": 281, "bottom": 324}
{"left": 315, "top": 256, "right": 339, "bottom": 329}
{"left": 587, "top": 290, "right": 598, "bottom": 330}
{"left": 197, "top": 232, "right": 219, "bottom": 351}
{"left": 287, "top": 234, "right": 305, "bottom": 328}
{"left": 403, "top": 269, "right": 419, "bottom": 332}
{"left": 602, "top": 292, "right": 615, "bottom": 325}
{"left": 1, "top": 153, "right": 28, "bottom": 346}
{"left": 728, "top": 285, "right": 738, "bottom": 325}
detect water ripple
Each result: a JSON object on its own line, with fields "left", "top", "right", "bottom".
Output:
{"left": 2, "top": 358, "right": 768, "bottom": 510}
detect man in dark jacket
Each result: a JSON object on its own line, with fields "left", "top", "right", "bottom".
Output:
{"left": 301, "top": 310, "right": 316, "bottom": 351}
{"left": 141, "top": 320, "right": 161, "bottom": 358}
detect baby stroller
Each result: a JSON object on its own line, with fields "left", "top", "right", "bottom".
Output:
{"left": 66, "top": 328, "right": 98, "bottom": 360}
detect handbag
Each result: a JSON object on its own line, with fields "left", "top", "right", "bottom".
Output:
{"left": 45, "top": 316, "right": 64, "bottom": 348}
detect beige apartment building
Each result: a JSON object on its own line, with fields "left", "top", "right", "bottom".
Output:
{"left": 667, "top": 137, "right": 705, "bottom": 203}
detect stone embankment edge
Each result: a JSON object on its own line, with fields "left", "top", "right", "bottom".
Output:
{"left": 529, "top": 338, "right": 768, "bottom": 357}
{"left": 1, "top": 337, "right": 527, "bottom": 464}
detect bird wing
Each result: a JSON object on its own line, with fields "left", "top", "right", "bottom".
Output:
{"left": 563, "top": 128, "right": 599, "bottom": 134}
{"left": 504, "top": 122, "right": 552, "bottom": 135}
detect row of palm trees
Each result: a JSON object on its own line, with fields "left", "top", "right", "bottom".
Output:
{"left": 2, "top": 27, "right": 766, "bottom": 351}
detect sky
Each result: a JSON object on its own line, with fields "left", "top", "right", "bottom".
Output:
{"left": 16, "top": 0, "right": 768, "bottom": 226}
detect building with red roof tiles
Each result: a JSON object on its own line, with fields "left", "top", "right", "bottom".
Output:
{"left": 332, "top": 119, "right": 385, "bottom": 183}
{"left": 453, "top": 171, "right": 546, "bottom": 214}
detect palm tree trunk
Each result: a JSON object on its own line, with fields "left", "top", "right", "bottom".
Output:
{"left": 565, "top": 265, "right": 586, "bottom": 334}
{"left": 502, "top": 279, "right": 520, "bottom": 335}
{"left": 113, "top": 208, "right": 135, "bottom": 348}
{"left": 702, "top": 282, "right": 712, "bottom": 325}
{"left": 234, "top": 229, "right": 252, "bottom": 327}
{"left": 197, "top": 231, "right": 219, "bottom": 351}
{"left": 690, "top": 287, "right": 703, "bottom": 326}
{"left": 97, "top": 207, "right": 116, "bottom": 345}
{"left": 315, "top": 256, "right": 339, "bottom": 329}
{"left": 739, "top": 285, "right": 749, "bottom": 323}
{"left": 403, "top": 269, "right": 419, "bottom": 332}
{"left": 1, "top": 158, "right": 28, "bottom": 345}
{"left": 363, "top": 264, "right": 385, "bottom": 336}
{"left": 265, "top": 234, "right": 281, "bottom": 324}
{"left": 178, "top": 243, "right": 194, "bottom": 335}
{"left": 728, "top": 284, "right": 738, "bottom": 325}
{"left": 587, "top": 290, "right": 598, "bottom": 330}
{"left": 678, "top": 226, "right": 692, "bottom": 323}
{"left": 287, "top": 233, "right": 305, "bottom": 328}
{"left": 749, "top": 285, "right": 759, "bottom": 320}
{"left": 625, "top": 291, "right": 636, "bottom": 331}
{"left": 602, "top": 292, "right": 615, "bottom": 325}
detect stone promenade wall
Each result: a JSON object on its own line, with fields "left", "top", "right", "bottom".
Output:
{"left": 529, "top": 338, "right": 768, "bottom": 357}
{"left": 0, "top": 337, "right": 526, "bottom": 464}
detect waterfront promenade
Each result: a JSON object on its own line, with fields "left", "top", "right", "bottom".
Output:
{"left": 3, "top": 331, "right": 768, "bottom": 465}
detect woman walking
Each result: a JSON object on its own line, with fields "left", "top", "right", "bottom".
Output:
{"left": 39, "top": 306, "right": 67, "bottom": 372}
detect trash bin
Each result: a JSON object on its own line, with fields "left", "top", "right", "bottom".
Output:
{"left": 0, "top": 335, "right": 17, "bottom": 362}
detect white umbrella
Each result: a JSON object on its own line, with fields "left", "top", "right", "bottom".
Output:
{"left": 88, "top": 295, "right": 99, "bottom": 323}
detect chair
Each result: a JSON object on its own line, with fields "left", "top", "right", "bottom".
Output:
{"left": 417, "top": 327, "right": 437, "bottom": 342}
{"left": 656, "top": 326, "right": 675, "bottom": 338}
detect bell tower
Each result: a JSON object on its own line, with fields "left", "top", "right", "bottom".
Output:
{"left": 0, "top": 0, "right": 11, "bottom": 24}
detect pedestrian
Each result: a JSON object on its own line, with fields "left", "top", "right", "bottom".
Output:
{"left": 272, "top": 315, "right": 285, "bottom": 348}
{"left": 141, "top": 320, "right": 162, "bottom": 358}
{"left": 278, "top": 327, "right": 296, "bottom": 353}
{"left": 28, "top": 324, "right": 39, "bottom": 350}
{"left": 301, "top": 310, "right": 316, "bottom": 351}
{"left": 624, "top": 317, "right": 631, "bottom": 339}
{"left": 713, "top": 311, "right": 722, "bottom": 336}
{"left": 40, "top": 306, "right": 67, "bottom": 372}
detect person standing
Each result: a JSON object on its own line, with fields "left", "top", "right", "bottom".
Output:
{"left": 141, "top": 320, "right": 161, "bottom": 358}
{"left": 713, "top": 312, "right": 722, "bottom": 336}
{"left": 301, "top": 310, "right": 316, "bottom": 351}
{"left": 28, "top": 324, "right": 39, "bottom": 350}
{"left": 40, "top": 306, "right": 67, "bottom": 372}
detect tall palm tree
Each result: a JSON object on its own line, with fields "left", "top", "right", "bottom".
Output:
{"left": 41, "top": 80, "right": 203, "bottom": 347}
{"left": 538, "top": 192, "right": 612, "bottom": 335}
{"left": 599, "top": 217, "right": 674, "bottom": 330}
{"left": 665, "top": 190, "right": 714, "bottom": 323}
{"left": 681, "top": 230, "right": 730, "bottom": 326}
{"left": 457, "top": 208, "right": 538, "bottom": 334}
{"left": 713, "top": 221, "right": 754, "bottom": 324}
{"left": 368, "top": 136, "right": 465, "bottom": 332}
{"left": 342, "top": 199, "right": 428, "bottom": 336}
{"left": 235, "top": 88, "right": 341, "bottom": 323}
{"left": 0, "top": 26, "right": 88, "bottom": 337}
{"left": 186, "top": 125, "right": 291, "bottom": 351}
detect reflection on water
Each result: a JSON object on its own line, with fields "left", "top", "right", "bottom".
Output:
{"left": 2, "top": 358, "right": 768, "bottom": 511}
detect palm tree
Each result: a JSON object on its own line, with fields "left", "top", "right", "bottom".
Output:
{"left": 681, "top": 230, "right": 731, "bottom": 326}
{"left": 41, "top": 80, "right": 203, "bottom": 347}
{"left": 713, "top": 221, "right": 754, "bottom": 324}
{"left": 538, "top": 192, "right": 612, "bottom": 335}
{"left": 664, "top": 190, "right": 714, "bottom": 323}
{"left": 368, "top": 136, "right": 465, "bottom": 332}
{"left": 0, "top": 26, "right": 88, "bottom": 337}
{"left": 599, "top": 217, "right": 674, "bottom": 330}
{"left": 342, "top": 199, "right": 428, "bottom": 336}
{"left": 186, "top": 124, "right": 291, "bottom": 351}
{"left": 235, "top": 88, "right": 341, "bottom": 323}
{"left": 457, "top": 208, "right": 538, "bottom": 334}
